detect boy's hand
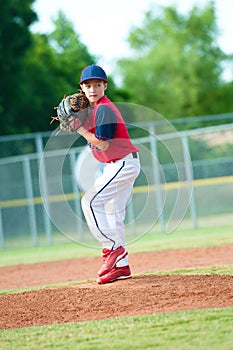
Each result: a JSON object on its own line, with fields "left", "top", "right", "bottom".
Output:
{"left": 50, "top": 91, "right": 90, "bottom": 133}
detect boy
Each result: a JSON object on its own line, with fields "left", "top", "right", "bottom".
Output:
{"left": 76, "top": 65, "right": 140, "bottom": 284}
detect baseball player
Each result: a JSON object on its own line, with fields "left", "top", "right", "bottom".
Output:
{"left": 76, "top": 65, "right": 140, "bottom": 284}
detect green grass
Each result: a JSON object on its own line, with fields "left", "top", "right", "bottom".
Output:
{"left": 0, "top": 225, "right": 232, "bottom": 267}
{"left": 0, "top": 308, "right": 232, "bottom": 350}
{"left": 0, "top": 241, "right": 94, "bottom": 267}
{"left": 128, "top": 225, "right": 233, "bottom": 253}
{"left": 153, "top": 264, "right": 233, "bottom": 276}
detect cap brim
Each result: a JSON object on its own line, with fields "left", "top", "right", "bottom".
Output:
{"left": 80, "top": 77, "right": 107, "bottom": 84}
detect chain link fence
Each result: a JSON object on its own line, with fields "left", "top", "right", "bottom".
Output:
{"left": 0, "top": 114, "right": 233, "bottom": 249}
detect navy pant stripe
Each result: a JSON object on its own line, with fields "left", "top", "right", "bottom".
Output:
{"left": 90, "top": 161, "right": 125, "bottom": 249}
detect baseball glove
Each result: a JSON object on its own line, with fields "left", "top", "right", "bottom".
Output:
{"left": 51, "top": 91, "right": 90, "bottom": 133}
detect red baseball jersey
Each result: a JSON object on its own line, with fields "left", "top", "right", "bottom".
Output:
{"left": 83, "top": 95, "right": 139, "bottom": 163}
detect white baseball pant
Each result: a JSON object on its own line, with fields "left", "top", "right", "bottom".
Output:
{"left": 81, "top": 152, "right": 140, "bottom": 266}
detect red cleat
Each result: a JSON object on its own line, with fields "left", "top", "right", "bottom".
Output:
{"left": 97, "top": 265, "right": 132, "bottom": 284}
{"left": 98, "top": 246, "right": 127, "bottom": 277}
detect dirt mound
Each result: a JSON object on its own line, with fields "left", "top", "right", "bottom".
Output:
{"left": 1, "top": 275, "right": 233, "bottom": 330}
{"left": 0, "top": 245, "right": 233, "bottom": 330}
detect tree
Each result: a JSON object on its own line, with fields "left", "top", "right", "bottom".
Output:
{"left": 17, "top": 33, "right": 63, "bottom": 132}
{"left": 48, "top": 11, "right": 95, "bottom": 90}
{"left": 117, "top": 1, "right": 233, "bottom": 121}
{"left": 0, "top": 0, "right": 37, "bottom": 134}
{"left": 9, "top": 11, "right": 129, "bottom": 134}
{"left": 3, "top": 11, "right": 96, "bottom": 134}
{"left": 47, "top": 12, "right": 127, "bottom": 104}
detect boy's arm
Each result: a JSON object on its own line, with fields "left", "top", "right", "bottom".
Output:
{"left": 77, "top": 126, "right": 110, "bottom": 151}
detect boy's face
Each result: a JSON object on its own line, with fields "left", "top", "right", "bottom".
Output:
{"left": 81, "top": 79, "right": 107, "bottom": 105}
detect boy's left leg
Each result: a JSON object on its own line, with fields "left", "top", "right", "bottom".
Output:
{"left": 81, "top": 157, "right": 140, "bottom": 279}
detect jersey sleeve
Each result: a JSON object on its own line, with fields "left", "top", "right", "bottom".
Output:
{"left": 95, "top": 105, "right": 117, "bottom": 141}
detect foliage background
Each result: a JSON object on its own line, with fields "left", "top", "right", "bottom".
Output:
{"left": 0, "top": 0, "right": 232, "bottom": 135}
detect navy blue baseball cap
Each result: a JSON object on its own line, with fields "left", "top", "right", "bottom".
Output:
{"left": 79, "top": 65, "right": 107, "bottom": 84}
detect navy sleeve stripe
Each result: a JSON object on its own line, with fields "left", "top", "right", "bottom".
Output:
{"left": 95, "top": 105, "right": 117, "bottom": 140}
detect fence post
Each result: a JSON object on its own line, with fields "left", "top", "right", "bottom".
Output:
{"left": 23, "top": 157, "right": 38, "bottom": 246}
{"left": 0, "top": 207, "right": 4, "bottom": 248}
{"left": 149, "top": 123, "right": 165, "bottom": 232}
{"left": 36, "top": 135, "right": 53, "bottom": 245}
{"left": 69, "top": 150, "right": 84, "bottom": 241}
{"left": 126, "top": 199, "right": 136, "bottom": 236}
{"left": 182, "top": 134, "right": 198, "bottom": 229}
